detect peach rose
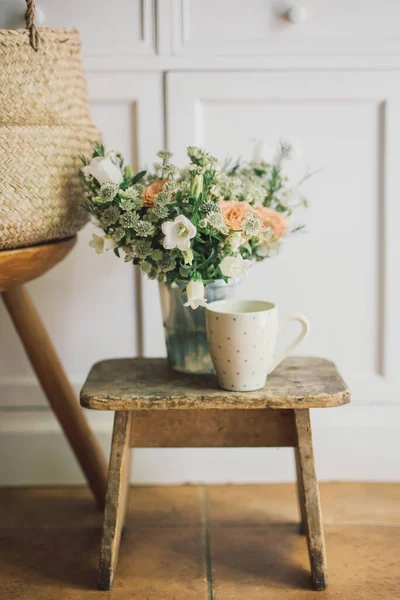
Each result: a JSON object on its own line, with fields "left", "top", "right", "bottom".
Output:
{"left": 255, "top": 206, "right": 287, "bottom": 240}
{"left": 219, "top": 200, "right": 259, "bottom": 231}
{"left": 143, "top": 178, "right": 168, "bottom": 207}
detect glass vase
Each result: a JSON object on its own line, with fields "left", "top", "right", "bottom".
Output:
{"left": 159, "top": 279, "right": 237, "bottom": 374}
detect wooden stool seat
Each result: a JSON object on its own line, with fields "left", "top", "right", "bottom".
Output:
{"left": 81, "top": 356, "right": 349, "bottom": 411}
{"left": 0, "top": 237, "right": 76, "bottom": 291}
{"left": 1, "top": 236, "right": 107, "bottom": 508}
{"left": 81, "top": 356, "right": 350, "bottom": 591}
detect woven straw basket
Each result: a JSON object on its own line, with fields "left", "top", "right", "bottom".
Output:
{"left": 0, "top": 0, "right": 101, "bottom": 250}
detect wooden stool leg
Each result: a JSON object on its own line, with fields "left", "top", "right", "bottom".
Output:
{"left": 294, "top": 409, "right": 328, "bottom": 591}
{"left": 98, "top": 411, "right": 132, "bottom": 590}
{"left": 294, "top": 447, "right": 307, "bottom": 535}
{"left": 1, "top": 286, "right": 108, "bottom": 509}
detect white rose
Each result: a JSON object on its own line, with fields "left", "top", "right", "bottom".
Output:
{"left": 184, "top": 280, "right": 207, "bottom": 310}
{"left": 162, "top": 215, "right": 197, "bottom": 251}
{"left": 219, "top": 254, "right": 251, "bottom": 280}
{"left": 82, "top": 152, "right": 123, "bottom": 185}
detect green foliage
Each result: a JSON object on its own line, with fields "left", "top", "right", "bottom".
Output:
{"left": 91, "top": 141, "right": 105, "bottom": 157}
{"left": 130, "top": 170, "right": 147, "bottom": 185}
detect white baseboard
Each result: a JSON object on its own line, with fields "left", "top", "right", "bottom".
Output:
{"left": 0, "top": 404, "right": 399, "bottom": 485}
{"left": 0, "top": 377, "right": 84, "bottom": 408}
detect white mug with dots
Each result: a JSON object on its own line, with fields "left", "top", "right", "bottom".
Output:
{"left": 205, "top": 299, "right": 309, "bottom": 392}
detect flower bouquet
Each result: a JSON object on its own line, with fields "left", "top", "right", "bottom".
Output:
{"left": 80, "top": 143, "right": 308, "bottom": 373}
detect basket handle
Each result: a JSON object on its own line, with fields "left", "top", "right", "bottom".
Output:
{"left": 25, "top": 0, "right": 40, "bottom": 51}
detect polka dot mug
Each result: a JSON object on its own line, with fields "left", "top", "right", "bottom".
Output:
{"left": 206, "top": 299, "right": 309, "bottom": 392}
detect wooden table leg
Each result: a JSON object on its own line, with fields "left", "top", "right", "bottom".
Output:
{"left": 294, "top": 409, "right": 328, "bottom": 591}
{"left": 98, "top": 411, "right": 132, "bottom": 590}
{"left": 1, "top": 286, "right": 108, "bottom": 510}
{"left": 294, "top": 447, "right": 307, "bottom": 535}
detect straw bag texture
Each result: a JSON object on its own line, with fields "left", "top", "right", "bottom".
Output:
{"left": 0, "top": 0, "right": 101, "bottom": 249}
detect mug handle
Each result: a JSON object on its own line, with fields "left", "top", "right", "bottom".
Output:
{"left": 268, "top": 313, "right": 310, "bottom": 374}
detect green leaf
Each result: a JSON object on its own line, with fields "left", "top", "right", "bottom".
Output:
{"left": 130, "top": 170, "right": 147, "bottom": 185}
{"left": 191, "top": 249, "right": 202, "bottom": 257}
{"left": 79, "top": 153, "right": 90, "bottom": 166}
{"left": 212, "top": 233, "right": 225, "bottom": 242}
{"left": 91, "top": 141, "right": 105, "bottom": 157}
{"left": 113, "top": 248, "right": 120, "bottom": 258}
{"left": 196, "top": 248, "right": 215, "bottom": 269}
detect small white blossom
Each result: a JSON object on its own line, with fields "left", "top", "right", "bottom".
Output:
{"left": 164, "top": 180, "right": 178, "bottom": 193}
{"left": 219, "top": 254, "right": 251, "bottom": 280}
{"left": 82, "top": 152, "right": 123, "bottom": 185}
{"left": 89, "top": 233, "right": 115, "bottom": 254}
{"left": 101, "top": 205, "right": 120, "bottom": 226}
{"left": 205, "top": 156, "right": 220, "bottom": 170}
{"left": 162, "top": 215, "right": 196, "bottom": 251}
{"left": 187, "top": 146, "right": 203, "bottom": 160}
{"left": 99, "top": 182, "right": 119, "bottom": 201}
{"left": 157, "top": 150, "right": 173, "bottom": 160}
{"left": 210, "top": 184, "right": 223, "bottom": 199}
{"left": 184, "top": 280, "right": 207, "bottom": 310}
{"left": 227, "top": 232, "right": 246, "bottom": 253}
{"left": 243, "top": 182, "right": 265, "bottom": 206}
{"left": 164, "top": 164, "right": 179, "bottom": 176}
{"left": 242, "top": 211, "right": 263, "bottom": 237}
{"left": 215, "top": 172, "right": 242, "bottom": 200}
{"left": 133, "top": 219, "right": 156, "bottom": 238}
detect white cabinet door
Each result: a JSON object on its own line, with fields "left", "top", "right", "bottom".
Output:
{"left": 169, "top": 0, "right": 400, "bottom": 63}
{"left": 164, "top": 71, "right": 400, "bottom": 408}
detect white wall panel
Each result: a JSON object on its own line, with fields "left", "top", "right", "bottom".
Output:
{"left": 166, "top": 71, "right": 400, "bottom": 408}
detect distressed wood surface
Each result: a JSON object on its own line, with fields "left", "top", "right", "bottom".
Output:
{"left": 81, "top": 357, "right": 350, "bottom": 411}
{"left": 130, "top": 409, "right": 296, "bottom": 447}
{"left": 294, "top": 409, "right": 328, "bottom": 590}
{"left": 0, "top": 236, "right": 76, "bottom": 291}
{"left": 294, "top": 447, "right": 307, "bottom": 535}
{"left": 98, "top": 412, "right": 132, "bottom": 591}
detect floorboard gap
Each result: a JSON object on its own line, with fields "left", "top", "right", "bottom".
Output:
{"left": 202, "top": 485, "right": 214, "bottom": 600}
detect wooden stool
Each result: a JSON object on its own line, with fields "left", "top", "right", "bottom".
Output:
{"left": 80, "top": 356, "right": 350, "bottom": 591}
{"left": 1, "top": 237, "right": 108, "bottom": 509}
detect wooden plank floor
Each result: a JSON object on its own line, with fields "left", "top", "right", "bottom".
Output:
{"left": 0, "top": 483, "right": 399, "bottom": 598}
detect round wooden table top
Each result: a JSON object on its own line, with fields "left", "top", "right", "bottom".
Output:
{"left": 0, "top": 236, "right": 77, "bottom": 291}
